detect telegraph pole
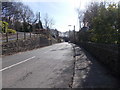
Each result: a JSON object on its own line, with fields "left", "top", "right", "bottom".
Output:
{"left": 39, "top": 12, "right": 40, "bottom": 21}
{"left": 68, "top": 25, "right": 71, "bottom": 42}
{"left": 69, "top": 30, "right": 70, "bottom": 41}
{"left": 79, "top": 20, "right": 81, "bottom": 30}
{"left": 39, "top": 12, "right": 41, "bottom": 37}
{"left": 73, "top": 25, "right": 75, "bottom": 43}
{"left": 38, "top": 12, "right": 41, "bottom": 45}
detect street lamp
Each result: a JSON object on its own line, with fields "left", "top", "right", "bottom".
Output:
{"left": 68, "top": 25, "right": 72, "bottom": 40}
{"left": 73, "top": 25, "right": 76, "bottom": 43}
{"left": 68, "top": 25, "right": 75, "bottom": 43}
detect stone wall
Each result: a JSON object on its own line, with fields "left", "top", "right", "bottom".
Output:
{"left": 78, "top": 42, "right": 120, "bottom": 77}
{"left": 2, "top": 37, "right": 56, "bottom": 55}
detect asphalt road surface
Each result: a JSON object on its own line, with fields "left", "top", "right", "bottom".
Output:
{"left": 2, "top": 42, "right": 119, "bottom": 88}
{"left": 2, "top": 42, "right": 74, "bottom": 88}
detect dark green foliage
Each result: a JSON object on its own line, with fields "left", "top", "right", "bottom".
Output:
{"left": 80, "top": 2, "right": 119, "bottom": 44}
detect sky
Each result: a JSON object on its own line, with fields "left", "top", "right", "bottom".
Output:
{"left": 21, "top": 0, "right": 119, "bottom": 32}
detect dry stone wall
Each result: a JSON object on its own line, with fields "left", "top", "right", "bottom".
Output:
{"left": 2, "top": 37, "right": 54, "bottom": 55}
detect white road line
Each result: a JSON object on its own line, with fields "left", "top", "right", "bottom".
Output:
{"left": 0, "top": 56, "right": 35, "bottom": 72}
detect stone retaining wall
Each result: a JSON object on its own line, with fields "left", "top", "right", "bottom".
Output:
{"left": 78, "top": 42, "right": 120, "bottom": 77}
{"left": 2, "top": 37, "right": 56, "bottom": 55}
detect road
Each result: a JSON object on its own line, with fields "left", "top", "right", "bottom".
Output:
{"left": 2, "top": 42, "right": 74, "bottom": 88}
{"left": 2, "top": 42, "right": 119, "bottom": 88}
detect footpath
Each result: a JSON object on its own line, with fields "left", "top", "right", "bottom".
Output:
{"left": 72, "top": 44, "right": 119, "bottom": 88}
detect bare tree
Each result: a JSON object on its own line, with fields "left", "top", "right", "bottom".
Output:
{"left": 83, "top": 2, "right": 99, "bottom": 29}
{"left": 2, "top": 1, "right": 34, "bottom": 31}
{"left": 76, "top": 9, "right": 84, "bottom": 30}
{"left": 19, "top": 4, "right": 34, "bottom": 23}
{"left": 43, "top": 13, "right": 55, "bottom": 29}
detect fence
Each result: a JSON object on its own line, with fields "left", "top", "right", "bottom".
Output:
{"left": 2, "top": 36, "right": 50, "bottom": 55}
{"left": 1, "top": 29, "right": 50, "bottom": 43}
{"left": 2, "top": 30, "right": 58, "bottom": 55}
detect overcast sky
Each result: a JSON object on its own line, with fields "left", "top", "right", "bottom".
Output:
{"left": 21, "top": 0, "right": 119, "bottom": 32}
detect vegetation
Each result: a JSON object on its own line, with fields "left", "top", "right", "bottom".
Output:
{"left": 7, "top": 29, "right": 16, "bottom": 34}
{"left": 2, "top": 1, "right": 34, "bottom": 32}
{"left": 0, "top": 21, "right": 16, "bottom": 34}
{"left": 78, "top": 2, "right": 120, "bottom": 44}
{"left": 43, "top": 13, "right": 55, "bottom": 29}
{"left": 0, "top": 21, "right": 8, "bottom": 33}
{"left": 2, "top": 1, "right": 55, "bottom": 33}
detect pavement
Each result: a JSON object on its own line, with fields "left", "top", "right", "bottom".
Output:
{"left": 2, "top": 42, "right": 119, "bottom": 88}
{"left": 72, "top": 44, "right": 119, "bottom": 88}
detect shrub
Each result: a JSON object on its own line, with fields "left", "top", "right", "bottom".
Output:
{"left": 0, "top": 21, "right": 17, "bottom": 34}
{"left": 0, "top": 21, "right": 8, "bottom": 33}
{"left": 7, "top": 29, "right": 16, "bottom": 34}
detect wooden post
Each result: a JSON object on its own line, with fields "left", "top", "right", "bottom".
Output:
{"left": 30, "top": 31, "right": 31, "bottom": 38}
{"left": 5, "top": 26, "right": 8, "bottom": 42}
{"left": 23, "top": 24, "right": 26, "bottom": 40}
{"left": 6, "top": 32, "right": 8, "bottom": 42}
{"left": 17, "top": 32, "right": 18, "bottom": 40}
{"left": 24, "top": 30, "right": 26, "bottom": 39}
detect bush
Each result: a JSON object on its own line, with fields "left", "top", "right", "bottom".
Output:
{"left": 0, "top": 21, "right": 8, "bottom": 33}
{"left": 7, "top": 29, "right": 16, "bottom": 34}
{"left": 0, "top": 21, "right": 17, "bottom": 34}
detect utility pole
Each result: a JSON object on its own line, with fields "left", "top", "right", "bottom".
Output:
{"left": 73, "top": 25, "right": 75, "bottom": 43}
{"left": 38, "top": 12, "right": 41, "bottom": 46}
{"left": 39, "top": 12, "right": 40, "bottom": 21}
{"left": 68, "top": 25, "right": 75, "bottom": 43}
{"left": 68, "top": 25, "right": 71, "bottom": 42}
{"left": 79, "top": 20, "right": 81, "bottom": 30}
{"left": 39, "top": 12, "right": 40, "bottom": 28}
{"left": 39, "top": 12, "right": 41, "bottom": 37}
{"left": 69, "top": 30, "right": 70, "bottom": 41}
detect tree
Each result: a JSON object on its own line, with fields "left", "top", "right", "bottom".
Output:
{"left": 2, "top": 1, "right": 34, "bottom": 32}
{"left": 78, "top": 2, "right": 119, "bottom": 44}
{"left": 91, "top": 3, "right": 118, "bottom": 43}
{"left": 43, "top": 13, "right": 55, "bottom": 29}
{"left": 83, "top": 2, "right": 99, "bottom": 29}
{"left": 2, "top": 2, "right": 16, "bottom": 28}
{"left": 16, "top": 3, "right": 34, "bottom": 32}
{"left": 76, "top": 9, "right": 84, "bottom": 30}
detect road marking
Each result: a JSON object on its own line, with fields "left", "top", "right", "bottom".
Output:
{"left": 0, "top": 56, "right": 35, "bottom": 72}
